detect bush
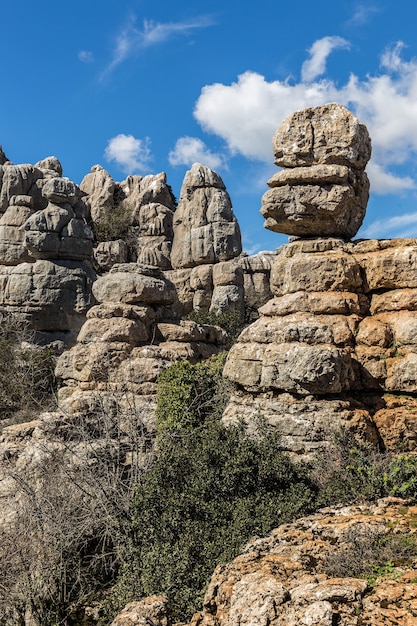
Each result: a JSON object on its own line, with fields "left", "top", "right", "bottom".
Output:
{"left": 313, "top": 429, "right": 417, "bottom": 506}
{"left": 323, "top": 525, "right": 417, "bottom": 585}
{"left": 93, "top": 201, "right": 133, "bottom": 243}
{"left": 106, "top": 357, "right": 317, "bottom": 622}
{"left": 0, "top": 313, "right": 56, "bottom": 423}
{"left": 155, "top": 353, "right": 228, "bottom": 434}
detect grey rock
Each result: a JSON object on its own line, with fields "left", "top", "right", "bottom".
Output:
{"left": 34, "top": 156, "right": 63, "bottom": 176}
{"left": 42, "top": 177, "right": 78, "bottom": 206}
{"left": 273, "top": 103, "right": 371, "bottom": 169}
{"left": 171, "top": 163, "right": 242, "bottom": 268}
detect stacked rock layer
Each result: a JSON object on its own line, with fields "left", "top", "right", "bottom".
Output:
{"left": 261, "top": 103, "right": 371, "bottom": 239}
{"left": 56, "top": 263, "right": 228, "bottom": 422}
{"left": 0, "top": 152, "right": 95, "bottom": 346}
{"left": 224, "top": 104, "right": 417, "bottom": 457}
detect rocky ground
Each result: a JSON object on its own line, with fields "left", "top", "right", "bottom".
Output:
{"left": 112, "top": 499, "right": 417, "bottom": 626}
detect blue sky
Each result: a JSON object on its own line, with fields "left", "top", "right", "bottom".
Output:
{"left": 2, "top": 0, "right": 417, "bottom": 253}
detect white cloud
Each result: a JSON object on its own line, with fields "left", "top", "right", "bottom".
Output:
{"left": 366, "top": 162, "right": 415, "bottom": 195}
{"left": 361, "top": 212, "right": 417, "bottom": 239}
{"left": 348, "top": 4, "right": 380, "bottom": 26}
{"left": 168, "top": 136, "right": 224, "bottom": 170}
{"left": 194, "top": 71, "right": 340, "bottom": 161}
{"left": 141, "top": 17, "right": 213, "bottom": 47}
{"left": 78, "top": 50, "right": 94, "bottom": 63}
{"left": 193, "top": 39, "right": 417, "bottom": 194}
{"left": 301, "top": 36, "right": 350, "bottom": 82}
{"left": 104, "top": 134, "right": 152, "bottom": 173}
{"left": 101, "top": 14, "right": 213, "bottom": 79}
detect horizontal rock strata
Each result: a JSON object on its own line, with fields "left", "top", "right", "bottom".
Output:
{"left": 224, "top": 238, "right": 417, "bottom": 456}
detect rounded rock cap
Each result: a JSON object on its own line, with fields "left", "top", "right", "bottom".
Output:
{"left": 273, "top": 103, "right": 372, "bottom": 169}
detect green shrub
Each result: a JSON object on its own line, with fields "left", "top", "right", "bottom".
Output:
{"left": 313, "top": 429, "right": 417, "bottom": 506}
{"left": 93, "top": 201, "right": 133, "bottom": 242}
{"left": 105, "top": 357, "right": 317, "bottom": 622}
{"left": 155, "top": 353, "right": 228, "bottom": 434}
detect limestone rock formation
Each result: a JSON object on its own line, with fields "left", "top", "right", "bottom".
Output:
{"left": 261, "top": 103, "right": 371, "bottom": 239}
{"left": 186, "top": 499, "right": 417, "bottom": 626}
{"left": 110, "top": 596, "right": 169, "bottom": 626}
{"left": 0, "top": 155, "right": 95, "bottom": 346}
{"left": 56, "top": 262, "right": 228, "bottom": 417}
{"left": 171, "top": 163, "right": 242, "bottom": 269}
{"left": 224, "top": 237, "right": 417, "bottom": 456}
{"left": 80, "top": 167, "right": 175, "bottom": 269}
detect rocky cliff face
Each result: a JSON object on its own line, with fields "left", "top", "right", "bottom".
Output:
{"left": 55, "top": 262, "right": 228, "bottom": 419}
{"left": 223, "top": 103, "right": 417, "bottom": 458}
{"left": 0, "top": 151, "right": 95, "bottom": 346}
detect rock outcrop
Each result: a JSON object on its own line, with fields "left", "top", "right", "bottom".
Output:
{"left": 81, "top": 166, "right": 175, "bottom": 270}
{"left": 261, "top": 103, "right": 371, "bottom": 239}
{"left": 186, "top": 499, "right": 417, "bottom": 626}
{"left": 171, "top": 163, "right": 242, "bottom": 269}
{"left": 82, "top": 161, "right": 271, "bottom": 317}
{"left": 0, "top": 158, "right": 95, "bottom": 346}
{"left": 56, "top": 262, "right": 228, "bottom": 418}
{"left": 224, "top": 104, "right": 417, "bottom": 457}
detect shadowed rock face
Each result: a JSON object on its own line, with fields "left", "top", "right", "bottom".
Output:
{"left": 261, "top": 103, "right": 371, "bottom": 240}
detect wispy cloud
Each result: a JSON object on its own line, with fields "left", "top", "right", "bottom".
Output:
{"left": 301, "top": 36, "right": 350, "bottom": 82}
{"left": 78, "top": 50, "right": 94, "bottom": 63}
{"left": 348, "top": 4, "right": 381, "bottom": 26}
{"left": 168, "top": 136, "right": 225, "bottom": 170}
{"left": 362, "top": 212, "right": 417, "bottom": 239}
{"left": 104, "top": 134, "right": 152, "bottom": 173}
{"left": 101, "top": 14, "right": 213, "bottom": 79}
{"left": 193, "top": 39, "right": 417, "bottom": 195}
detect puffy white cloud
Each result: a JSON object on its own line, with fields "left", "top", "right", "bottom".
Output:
{"left": 194, "top": 40, "right": 417, "bottom": 194}
{"left": 195, "top": 71, "right": 340, "bottom": 161}
{"left": 168, "top": 136, "right": 224, "bottom": 169}
{"left": 301, "top": 36, "right": 350, "bottom": 82}
{"left": 104, "top": 134, "right": 152, "bottom": 173}
{"left": 78, "top": 50, "right": 94, "bottom": 63}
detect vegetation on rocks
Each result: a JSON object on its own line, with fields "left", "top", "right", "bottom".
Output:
{"left": 0, "top": 313, "right": 56, "bottom": 424}
{"left": 2, "top": 338, "right": 417, "bottom": 624}
{"left": 92, "top": 201, "right": 133, "bottom": 243}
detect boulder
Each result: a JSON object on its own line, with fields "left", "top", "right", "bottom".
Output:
{"left": 272, "top": 103, "right": 371, "bottom": 168}
{"left": 261, "top": 104, "right": 371, "bottom": 239}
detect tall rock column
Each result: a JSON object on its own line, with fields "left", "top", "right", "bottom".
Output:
{"left": 171, "top": 163, "right": 242, "bottom": 269}
{"left": 221, "top": 104, "right": 406, "bottom": 459}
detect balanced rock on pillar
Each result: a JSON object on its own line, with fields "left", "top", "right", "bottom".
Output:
{"left": 261, "top": 103, "right": 371, "bottom": 239}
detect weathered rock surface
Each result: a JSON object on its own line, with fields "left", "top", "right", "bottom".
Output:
{"left": 186, "top": 499, "right": 417, "bottom": 626}
{"left": 110, "top": 596, "right": 169, "bottom": 626}
{"left": 0, "top": 156, "right": 95, "bottom": 346}
{"left": 80, "top": 167, "right": 175, "bottom": 269}
{"left": 261, "top": 103, "right": 371, "bottom": 239}
{"left": 224, "top": 237, "right": 417, "bottom": 456}
{"left": 171, "top": 163, "right": 242, "bottom": 269}
{"left": 56, "top": 262, "right": 227, "bottom": 415}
